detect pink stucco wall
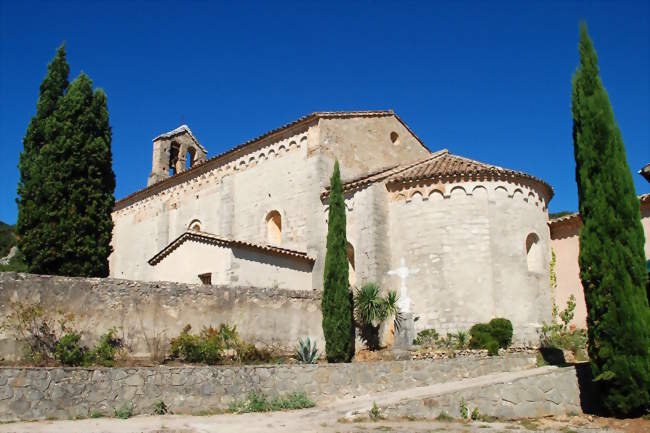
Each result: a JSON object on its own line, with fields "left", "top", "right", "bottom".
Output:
{"left": 550, "top": 195, "right": 650, "bottom": 328}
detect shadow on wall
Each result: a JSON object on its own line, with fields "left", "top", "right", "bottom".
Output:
{"left": 232, "top": 247, "right": 314, "bottom": 274}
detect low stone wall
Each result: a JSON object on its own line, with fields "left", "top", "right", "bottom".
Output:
{"left": 0, "top": 353, "right": 537, "bottom": 421}
{"left": 0, "top": 272, "right": 323, "bottom": 360}
{"left": 381, "top": 366, "right": 582, "bottom": 419}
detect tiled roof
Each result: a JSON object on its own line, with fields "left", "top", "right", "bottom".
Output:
{"left": 548, "top": 193, "right": 650, "bottom": 228}
{"left": 325, "top": 150, "right": 554, "bottom": 200}
{"left": 115, "top": 110, "right": 426, "bottom": 211}
{"left": 148, "top": 230, "right": 315, "bottom": 266}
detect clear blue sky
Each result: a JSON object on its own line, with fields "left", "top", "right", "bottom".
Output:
{"left": 1, "top": 1, "right": 648, "bottom": 225}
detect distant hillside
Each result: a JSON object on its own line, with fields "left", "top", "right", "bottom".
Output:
{"left": 0, "top": 221, "right": 17, "bottom": 258}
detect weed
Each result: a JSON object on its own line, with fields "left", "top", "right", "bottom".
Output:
{"left": 152, "top": 400, "right": 168, "bottom": 415}
{"left": 459, "top": 398, "right": 469, "bottom": 420}
{"left": 113, "top": 403, "right": 133, "bottom": 419}
{"left": 228, "top": 391, "right": 315, "bottom": 413}
{"left": 435, "top": 411, "right": 454, "bottom": 422}
{"left": 518, "top": 419, "right": 540, "bottom": 431}
{"left": 470, "top": 407, "right": 480, "bottom": 420}
{"left": 369, "top": 401, "right": 381, "bottom": 421}
{"left": 89, "top": 410, "right": 104, "bottom": 418}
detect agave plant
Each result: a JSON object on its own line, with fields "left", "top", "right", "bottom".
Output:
{"left": 295, "top": 337, "right": 319, "bottom": 364}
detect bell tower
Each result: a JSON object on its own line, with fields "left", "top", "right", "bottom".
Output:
{"left": 148, "top": 125, "right": 208, "bottom": 186}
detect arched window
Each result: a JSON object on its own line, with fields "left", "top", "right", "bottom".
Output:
{"left": 347, "top": 242, "right": 356, "bottom": 287}
{"left": 525, "top": 233, "right": 543, "bottom": 273}
{"left": 186, "top": 147, "right": 196, "bottom": 170}
{"left": 266, "top": 211, "right": 282, "bottom": 245}
{"left": 188, "top": 219, "right": 201, "bottom": 232}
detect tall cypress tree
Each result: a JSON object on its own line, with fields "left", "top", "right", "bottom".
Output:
{"left": 17, "top": 47, "right": 115, "bottom": 277}
{"left": 37, "top": 73, "right": 115, "bottom": 277}
{"left": 17, "top": 45, "right": 69, "bottom": 270}
{"left": 572, "top": 23, "right": 650, "bottom": 416}
{"left": 322, "top": 161, "right": 354, "bottom": 362}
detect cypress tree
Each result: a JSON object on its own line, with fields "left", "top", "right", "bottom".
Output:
{"left": 17, "top": 45, "right": 69, "bottom": 270}
{"left": 17, "top": 46, "right": 115, "bottom": 277}
{"left": 37, "top": 73, "right": 115, "bottom": 277}
{"left": 572, "top": 23, "right": 650, "bottom": 416}
{"left": 322, "top": 161, "right": 354, "bottom": 362}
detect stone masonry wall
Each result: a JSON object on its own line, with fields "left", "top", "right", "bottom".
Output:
{"left": 381, "top": 366, "right": 582, "bottom": 419}
{"left": 0, "top": 273, "right": 323, "bottom": 360}
{"left": 0, "top": 353, "right": 536, "bottom": 421}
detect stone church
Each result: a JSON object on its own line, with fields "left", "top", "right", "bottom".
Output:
{"left": 110, "top": 111, "right": 553, "bottom": 342}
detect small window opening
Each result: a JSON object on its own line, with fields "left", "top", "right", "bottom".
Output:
{"left": 266, "top": 211, "right": 282, "bottom": 245}
{"left": 525, "top": 233, "right": 543, "bottom": 273}
{"left": 390, "top": 131, "right": 400, "bottom": 145}
{"left": 186, "top": 147, "right": 196, "bottom": 170}
{"left": 169, "top": 142, "right": 180, "bottom": 176}
{"left": 198, "top": 273, "right": 212, "bottom": 285}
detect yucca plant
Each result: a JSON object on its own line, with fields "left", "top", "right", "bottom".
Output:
{"left": 454, "top": 330, "right": 469, "bottom": 349}
{"left": 295, "top": 337, "right": 319, "bottom": 364}
{"left": 353, "top": 283, "right": 402, "bottom": 350}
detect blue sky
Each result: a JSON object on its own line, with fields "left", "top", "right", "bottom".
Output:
{"left": 0, "top": 1, "right": 648, "bottom": 225}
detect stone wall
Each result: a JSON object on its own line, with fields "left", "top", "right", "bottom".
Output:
{"left": 0, "top": 273, "right": 323, "bottom": 360}
{"left": 380, "top": 366, "right": 582, "bottom": 419}
{"left": 0, "top": 353, "right": 536, "bottom": 421}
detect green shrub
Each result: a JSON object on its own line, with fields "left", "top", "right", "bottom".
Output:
{"left": 485, "top": 339, "right": 499, "bottom": 356}
{"left": 87, "top": 327, "right": 123, "bottom": 367}
{"left": 169, "top": 323, "right": 274, "bottom": 365}
{"left": 54, "top": 332, "right": 86, "bottom": 366}
{"left": 114, "top": 403, "right": 133, "bottom": 419}
{"left": 413, "top": 328, "right": 439, "bottom": 346}
{"left": 487, "top": 318, "right": 513, "bottom": 349}
{"left": 539, "top": 296, "right": 588, "bottom": 361}
{"left": 170, "top": 325, "right": 204, "bottom": 363}
{"left": 469, "top": 318, "right": 513, "bottom": 353}
{"left": 469, "top": 324, "right": 494, "bottom": 349}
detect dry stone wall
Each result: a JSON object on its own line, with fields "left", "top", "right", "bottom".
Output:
{"left": 0, "top": 354, "right": 537, "bottom": 421}
{"left": 0, "top": 272, "right": 323, "bottom": 360}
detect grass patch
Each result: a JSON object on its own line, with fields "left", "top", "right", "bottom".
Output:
{"left": 435, "top": 411, "right": 454, "bottom": 422}
{"left": 518, "top": 419, "right": 540, "bottom": 430}
{"left": 228, "top": 391, "right": 315, "bottom": 413}
{"left": 89, "top": 410, "right": 104, "bottom": 418}
{"left": 113, "top": 403, "right": 133, "bottom": 419}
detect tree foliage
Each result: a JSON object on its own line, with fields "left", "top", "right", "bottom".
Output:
{"left": 322, "top": 161, "right": 354, "bottom": 362}
{"left": 17, "top": 46, "right": 115, "bottom": 277}
{"left": 572, "top": 23, "right": 650, "bottom": 416}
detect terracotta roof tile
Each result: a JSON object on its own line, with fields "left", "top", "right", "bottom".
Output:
{"left": 326, "top": 150, "right": 554, "bottom": 201}
{"left": 148, "top": 231, "right": 315, "bottom": 266}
